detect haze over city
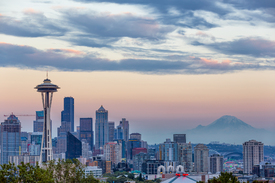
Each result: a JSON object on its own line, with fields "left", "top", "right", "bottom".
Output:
{"left": 1, "top": 0, "right": 275, "bottom": 144}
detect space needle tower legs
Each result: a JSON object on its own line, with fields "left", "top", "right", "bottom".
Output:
{"left": 35, "top": 77, "right": 60, "bottom": 165}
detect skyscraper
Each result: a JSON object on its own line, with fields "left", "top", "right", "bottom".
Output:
{"left": 0, "top": 114, "right": 21, "bottom": 165}
{"left": 80, "top": 118, "right": 93, "bottom": 150}
{"left": 108, "top": 122, "right": 115, "bottom": 142}
{"left": 194, "top": 144, "right": 209, "bottom": 173}
{"left": 61, "top": 97, "right": 74, "bottom": 132}
{"left": 120, "top": 118, "right": 129, "bottom": 142}
{"left": 66, "top": 132, "right": 82, "bottom": 160}
{"left": 95, "top": 106, "right": 109, "bottom": 150}
{"left": 243, "top": 139, "right": 264, "bottom": 174}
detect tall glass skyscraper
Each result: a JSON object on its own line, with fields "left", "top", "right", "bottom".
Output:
{"left": 80, "top": 118, "right": 94, "bottom": 150}
{"left": 95, "top": 106, "right": 109, "bottom": 150}
{"left": 0, "top": 114, "right": 21, "bottom": 165}
{"left": 61, "top": 97, "right": 74, "bottom": 132}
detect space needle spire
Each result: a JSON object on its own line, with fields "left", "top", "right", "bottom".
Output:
{"left": 35, "top": 76, "right": 60, "bottom": 164}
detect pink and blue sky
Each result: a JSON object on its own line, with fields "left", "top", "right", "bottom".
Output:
{"left": 0, "top": 0, "right": 275, "bottom": 144}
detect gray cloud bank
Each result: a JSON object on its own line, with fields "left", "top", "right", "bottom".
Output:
{"left": 0, "top": 13, "right": 67, "bottom": 37}
{"left": 193, "top": 37, "right": 275, "bottom": 58}
{"left": 0, "top": 43, "right": 273, "bottom": 74}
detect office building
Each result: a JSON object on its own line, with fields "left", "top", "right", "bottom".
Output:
{"left": 84, "top": 166, "right": 103, "bottom": 177}
{"left": 31, "top": 132, "right": 43, "bottom": 146}
{"left": 130, "top": 133, "right": 141, "bottom": 141}
{"left": 80, "top": 118, "right": 93, "bottom": 150}
{"left": 108, "top": 122, "right": 115, "bottom": 142}
{"left": 57, "top": 121, "right": 71, "bottom": 137}
{"left": 142, "top": 160, "right": 164, "bottom": 174}
{"left": 243, "top": 139, "right": 264, "bottom": 174}
{"left": 133, "top": 152, "right": 150, "bottom": 171}
{"left": 132, "top": 148, "right": 147, "bottom": 157}
{"left": 9, "top": 155, "right": 40, "bottom": 166}
{"left": 29, "top": 142, "right": 41, "bottom": 156}
{"left": 55, "top": 132, "right": 67, "bottom": 154}
{"left": 95, "top": 106, "right": 109, "bottom": 150}
{"left": 173, "top": 134, "right": 186, "bottom": 143}
{"left": 116, "top": 139, "right": 126, "bottom": 158}
{"left": 194, "top": 144, "right": 209, "bottom": 173}
{"left": 104, "top": 142, "right": 122, "bottom": 165}
{"left": 159, "top": 139, "right": 178, "bottom": 161}
{"left": 178, "top": 142, "right": 192, "bottom": 172}
{"left": 33, "top": 111, "right": 44, "bottom": 132}
{"left": 61, "top": 97, "right": 74, "bottom": 132}
{"left": 127, "top": 139, "right": 141, "bottom": 160}
{"left": 209, "top": 154, "right": 224, "bottom": 174}
{"left": 82, "top": 139, "right": 91, "bottom": 159}
{"left": 21, "top": 137, "right": 28, "bottom": 154}
{"left": 114, "top": 125, "right": 123, "bottom": 140}
{"left": 66, "top": 132, "right": 82, "bottom": 160}
{"left": 120, "top": 118, "right": 129, "bottom": 142}
{"left": 0, "top": 114, "right": 21, "bottom": 165}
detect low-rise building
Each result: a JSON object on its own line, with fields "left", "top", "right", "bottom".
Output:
{"left": 85, "top": 166, "right": 102, "bottom": 177}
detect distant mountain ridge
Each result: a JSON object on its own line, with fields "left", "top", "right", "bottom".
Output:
{"left": 184, "top": 115, "right": 275, "bottom": 145}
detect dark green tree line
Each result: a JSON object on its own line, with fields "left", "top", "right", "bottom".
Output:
{"left": 0, "top": 159, "right": 99, "bottom": 183}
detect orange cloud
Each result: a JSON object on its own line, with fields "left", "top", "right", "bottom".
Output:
{"left": 200, "top": 58, "right": 232, "bottom": 66}
{"left": 23, "top": 8, "right": 41, "bottom": 14}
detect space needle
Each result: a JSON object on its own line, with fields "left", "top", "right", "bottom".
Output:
{"left": 35, "top": 75, "right": 60, "bottom": 164}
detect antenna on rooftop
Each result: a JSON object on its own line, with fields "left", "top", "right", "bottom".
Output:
{"left": 46, "top": 70, "right": 48, "bottom": 79}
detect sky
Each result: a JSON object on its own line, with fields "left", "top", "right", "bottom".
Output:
{"left": 0, "top": 0, "right": 275, "bottom": 144}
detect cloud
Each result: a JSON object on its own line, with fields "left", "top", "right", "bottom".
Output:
{"left": 64, "top": 11, "right": 174, "bottom": 40}
{"left": 206, "top": 37, "right": 275, "bottom": 58}
{"left": 0, "top": 13, "right": 67, "bottom": 37}
{"left": 0, "top": 42, "right": 273, "bottom": 74}
{"left": 74, "top": 0, "right": 230, "bottom": 16}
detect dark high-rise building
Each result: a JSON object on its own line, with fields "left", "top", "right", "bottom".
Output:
{"left": 108, "top": 122, "right": 115, "bottom": 142}
{"left": 66, "top": 132, "right": 82, "bottom": 160}
{"left": 173, "top": 134, "right": 186, "bottom": 143}
{"left": 95, "top": 106, "right": 108, "bottom": 150}
{"left": 80, "top": 118, "right": 93, "bottom": 150}
{"left": 61, "top": 97, "right": 74, "bottom": 132}
{"left": 0, "top": 114, "right": 21, "bottom": 165}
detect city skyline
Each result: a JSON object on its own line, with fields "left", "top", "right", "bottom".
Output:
{"left": 0, "top": 0, "right": 275, "bottom": 144}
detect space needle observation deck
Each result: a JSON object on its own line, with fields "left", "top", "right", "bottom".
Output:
{"left": 35, "top": 77, "right": 60, "bottom": 164}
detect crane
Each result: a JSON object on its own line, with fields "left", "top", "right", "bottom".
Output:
{"left": 4, "top": 112, "right": 35, "bottom": 117}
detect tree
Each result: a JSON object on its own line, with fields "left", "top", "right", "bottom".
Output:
{"left": 17, "top": 162, "right": 53, "bottom": 183}
{"left": 206, "top": 172, "right": 240, "bottom": 183}
{"left": 138, "top": 173, "right": 144, "bottom": 182}
{"left": 0, "top": 163, "right": 18, "bottom": 183}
